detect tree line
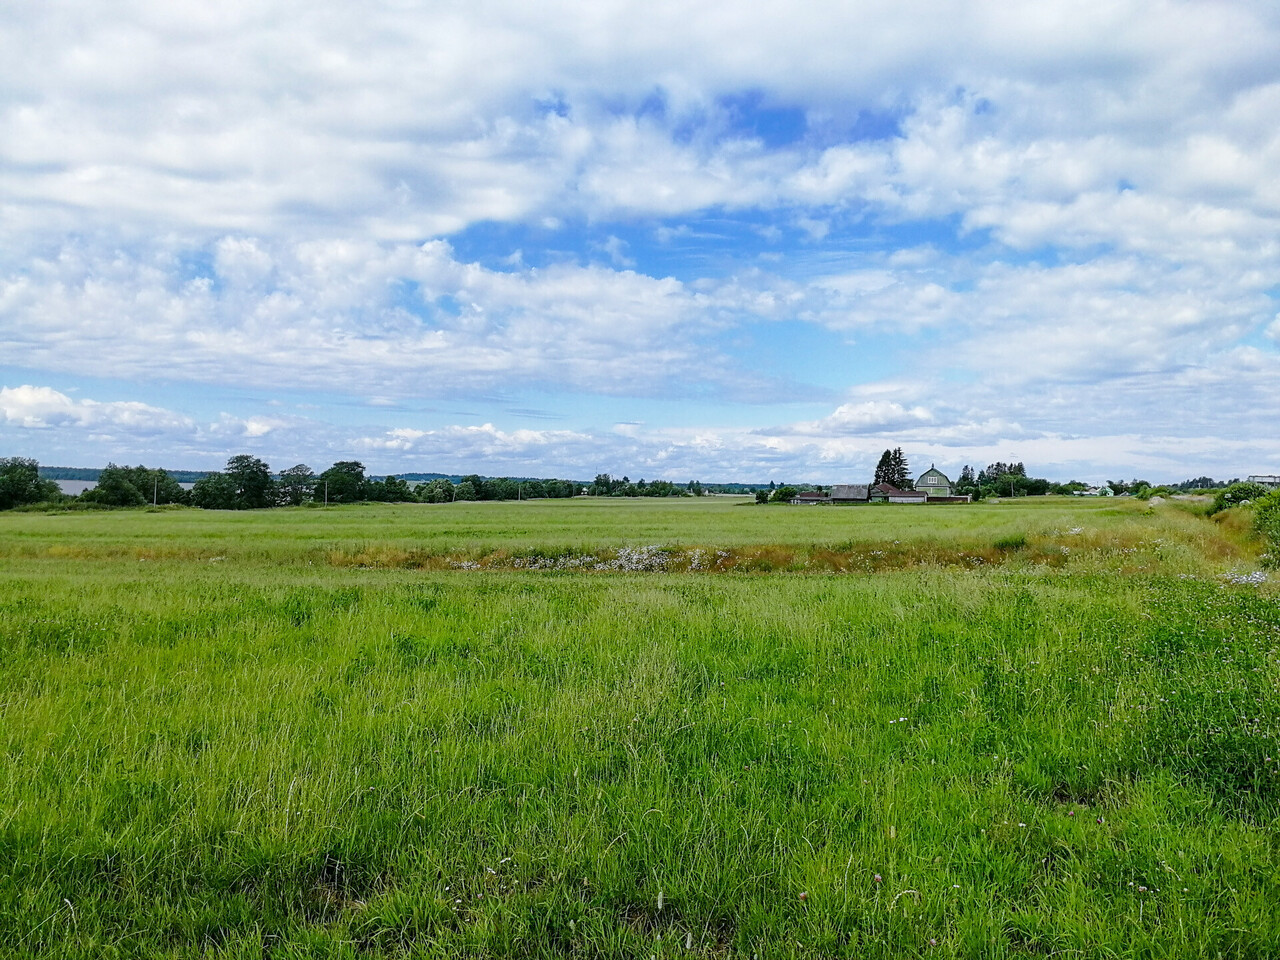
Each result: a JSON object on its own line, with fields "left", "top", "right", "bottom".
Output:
{"left": 0, "top": 456, "right": 718, "bottom": 510}
{"left": 2, "top": 453, "right": 1263, "bottom": 512}
{"left": 586, "top": 474, "right": 706, "bottom": 497}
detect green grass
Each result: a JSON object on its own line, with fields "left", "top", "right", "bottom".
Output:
{"left": 1, "top": 498, "right": 1277, "bottom": 957}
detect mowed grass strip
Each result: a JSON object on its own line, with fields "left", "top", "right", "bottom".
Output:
{"left": 0, "top": 500, "right": 1277, "bottom": 957}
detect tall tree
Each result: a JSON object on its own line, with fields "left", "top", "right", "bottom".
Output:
{"left": 0, "top": 457, "right": 60, "bottom": 510}
{"left": 121, "top": 465, "right": 188, "bottom": 504}
{"left": 873, "top": 449, "right": 894, "bottom": 486}
{"left": 889, "top": 447, "right": 911, "bottom": 488}
{"left": 379, "top": 475, "right": 415, "bottom": 502}
{"left": 316, "top": 461, "right": 367, "bottom": 503}
{"left": 80, "top": 463, "right": 146, "bottom": 506}
{"left": 278, "top": 464, "right": 316, "bottom": 506}
{"left": 225, "top": 455, "right": 274, "bottom": 509}
{"left": 418, "top": 478, "right": 455, "bottom": 503}
{"left": 191, "top": 472, "right": 238, "bottom": 509}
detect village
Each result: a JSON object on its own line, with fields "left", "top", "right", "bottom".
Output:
{"left": 788, "top": 465, "right": 972, "bottom": 505}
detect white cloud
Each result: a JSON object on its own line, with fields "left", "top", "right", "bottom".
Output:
{"left": 786, "top": 401, "right": 934, "bottom": 435}
{"left": 0, "top": 384, "right": 192, "bottom": 433}
{"left": 2, "top": 1, "right": 1277, "bottom": 238}
{"left": 353, "top": 422, "right": 594, "bottom": 465}
{"left": 3, "top": 1, "right": 1280, "bottom": 479}
{"left": 0, "top": 237, "right": 773, "bottom": 399}
{"left": 4, "top": 379, "right": 1277, "bottom": 481}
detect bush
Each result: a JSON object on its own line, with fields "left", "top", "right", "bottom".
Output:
{"left": 1211, "top": 482, "right": 1269, "bottom": 514}
{"left": 1254, "top": 489, "right": 1280, "bottom": 567}
{"left": 994, "top": 533, "right": 1027, "bottom": 551}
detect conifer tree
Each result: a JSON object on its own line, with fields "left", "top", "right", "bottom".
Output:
{"left": 889, "top": 447, "right": 911, "bottom": 488}
{"left": 873, "top": 449, "right": 893, "bottom": 485}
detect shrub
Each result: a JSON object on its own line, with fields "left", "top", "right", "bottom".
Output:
{"left": 1254, "top": 489, "right": 1280, "bottom": 567}
{"left": 1211, "top": 482, "right": 1269, "bottom": 514}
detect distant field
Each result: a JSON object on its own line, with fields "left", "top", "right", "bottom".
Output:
{"left": 1, "top": 498, "right": 1277, "bottom": 958}
{"left": 0, "top": 495, "right": 1236, "bottom": 562}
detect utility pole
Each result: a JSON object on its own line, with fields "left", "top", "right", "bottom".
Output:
{"left": 153, "top": 476, "right": 158, "bottom": 506}
{"left": 324, "top": 480, "right": 328, "bottom": 506}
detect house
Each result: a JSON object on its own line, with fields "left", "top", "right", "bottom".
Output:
{"left": 828, "top": 484, "right": 870, "bottom": 503}
{"left": 1248, "top": 475, "right": 1280, "bottom": 488}
{"left": 1075, "top": 486, "right": 1114, "bottom": 497}
{"left": 868, "top": 482, "right": 928, "bottom": 504}
{"left": 914, "top": 465, "right": 952, "bottom": 498}
{"left": 791, "top": 491, "right": 830, "bottom": 505}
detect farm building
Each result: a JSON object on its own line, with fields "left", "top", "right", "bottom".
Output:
{"left": 869, "top": 483, "right": 927, "bottom": 504}
{"left": 790, "top": 491, "right": 830, "bottom": 504}
{"left": 828, "top": 484, "right": 870, "bottom": 503}
{"left": 914, "top": 466, "right": 952, "bottom": 498}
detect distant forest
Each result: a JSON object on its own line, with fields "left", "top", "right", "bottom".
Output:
{"left": 0, "top": 456, "right": 1250, "bottom": 513}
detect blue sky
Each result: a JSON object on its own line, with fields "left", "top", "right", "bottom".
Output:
{"left": 2, "top": 1, "right": 1280, "bottom": 483}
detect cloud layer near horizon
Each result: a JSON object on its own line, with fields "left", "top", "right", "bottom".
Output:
{"left": 2, "top": 1, "right": 1279, "bottom": 481}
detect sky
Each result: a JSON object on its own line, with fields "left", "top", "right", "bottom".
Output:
{"left": 2, "top": 0, "right": 1279, "bottom": 484}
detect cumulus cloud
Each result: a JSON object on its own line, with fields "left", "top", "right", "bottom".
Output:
{"left": 0, "top": 385, "right": 193, "bottom": 433}
{"left": 0, "top": 237, "right": 776, "bottom": 399}
{"left": 353, "top": 423, "right": 593, "bottom": 464}
{"left": 3, "top": 1, "right": 1280, "bottom": 478}
{"left": 2, "top": 1, "right": 1278, "bottom": 238}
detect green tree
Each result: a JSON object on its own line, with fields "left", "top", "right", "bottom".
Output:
{"left": 889, "top": 447, "right": 911, "bottom": 488}
{"left": 225, "top": 455, "right": 274, "bottom": 509}
{"left": 770, "top": 485, "right": 798, "bottom": 503}
{"left": 0, "top": 457, "right": 61, "bottom": 510}
{"left": 873, "top": 450, "right": 894, "bottom": 486}
{"left": 278, "top": 464, "right": 315, "bottom": 506}
{"left": 122, "top": 465, "right": 188, "bottom": 505}
{"left": 80, "top": 463, "right": 146, "bottom": 506}
{"left": 418, "top": 478, "right": 455, "bottom": 503}
{"left": 316, "top": 461, "right": 367, "bottom": 504}
{"left": 489, "top": 478, "right": 519, "bottom": 501}
{"left": 453, "top": 480, "right": 477, "bottom": 501}
{"left": 190, "top": 473, "right": 238, "bottom": 509}
{"left": 380, "top": 475, "right": 415, "bottom": 502}
{"left": 755, "top": 489, "right": 770, "bottom": 504}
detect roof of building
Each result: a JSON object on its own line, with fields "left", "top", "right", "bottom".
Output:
{"left": 916, "top": 465, "right": 951, "bottom": 485}
{"left": 829, "top": 484, "right": 870, "bottom": 499}
{"left": 871, "top": 483, "right": 927, "bottom": 498}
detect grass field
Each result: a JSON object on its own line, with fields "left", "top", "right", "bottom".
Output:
{"left": 1, "top": 497, "right": 1277, "bottom": 958}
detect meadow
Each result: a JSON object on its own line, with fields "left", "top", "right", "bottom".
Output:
{"left": 1, "top": 496, "right": 1277, "bottom": 958}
